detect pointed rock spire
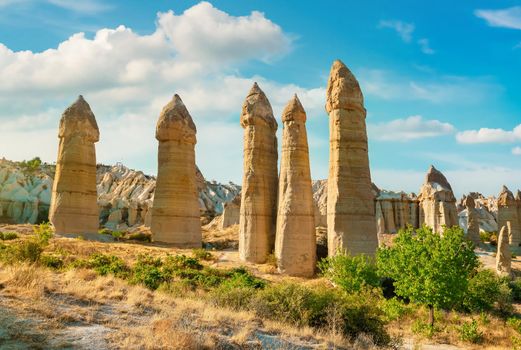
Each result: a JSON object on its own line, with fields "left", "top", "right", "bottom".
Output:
{"left": 425, "top": 165, "right": 452, "bottom": 191}
{"left": 156, "top": 94, "right": 197, "bottom": 141}
{"left": 240, "top": 82, "right": 278, "bottom": 130}
{"left": 326, "top": 59, "right": 364, "bottom": 113}
{"left": 59, "top": 95, "right": 99, "bottom": 141}
{"left": 281, "top": 94, "right": 306, "bottom": 122}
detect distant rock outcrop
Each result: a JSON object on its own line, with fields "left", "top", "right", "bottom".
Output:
{"left": 49, "top": 96, "right": 100, "bottom": 235}
{"left": 496, "top": 226, "right": 512, "bottom": 277}
{"left": 461, "top": 195, "right": 481, "bottom": 245}
{"left": 417, "top": 165, "right": 458, "bottom": 233}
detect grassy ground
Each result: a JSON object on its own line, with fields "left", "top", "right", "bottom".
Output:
{"left": 0, "top": 223, "right": 520, "bottom": 349}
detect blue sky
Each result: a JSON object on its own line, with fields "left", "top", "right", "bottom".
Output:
{"left": 1, "top": 0, "right": 520, "bottom": 197}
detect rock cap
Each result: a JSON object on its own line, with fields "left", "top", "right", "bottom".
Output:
{"left": 156, "top": 94, "right": 197, "bottom": 143}
{"left": 326, "top": 59, "right": 364, "bottom": 114}
{"left": 463, "top": 195, "right": 476, "bottom": 209}
{"left": 240, "top": 82, "right": 278, "bottom": 131}
{"left": 424, "top": 165, "right": 453, "bottom": 191}
{"left": 59, "top": 95, "right": 99, "bottom": 142}
{"left": 281, "top": 94, "right": 306, "bottom": 123}
{"left": 498, "top": 185, "right": 516, "bottom": 206}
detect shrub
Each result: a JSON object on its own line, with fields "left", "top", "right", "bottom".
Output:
{"left": 251, "top": 282, "right": 389, "bottom": 345}
{"left": 510, "top": 279, "right": 521, "bottom": 302}
{"left": 463, "top": 269, "right": 502, "bottom": 312}
{"left": 0, "top": 232, "right": 19, "bottom": 240}
{"left": 192, "top": 248, "right": 213, "bottom": 261}
{"left": 127, "top": 232, "right": 151, "bottom": 242}
{"left": 207, "top": 269, "right": 265, "bottom": 310}
{"left": 380, "top": 297, "right": 411, "bottom": 321}
{"left": 33, "top": 222, "right": 53, "bottom": 244}
{"left": 508, "top": 317, "right": 521, "bottom": 334}
{"left": 318, "top": 253, "right": 379, "bottom": 293}
{"left": 88, "top": 254, "right": 130, "bottom": 278}
{"left": 458, "top": 320, "right": 483, "bottom": 343}
{"left": 130, "top": 254, "right": 166, "bottom": 290}
{"left": 19, "top": 157, "right": 42, "bottom": 171}
{"left": 40, "top": 254, "right": 64, "bottom": 269}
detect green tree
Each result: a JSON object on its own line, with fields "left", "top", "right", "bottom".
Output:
{"left": 376, "top": 225, "right": 479, "bottom": 327}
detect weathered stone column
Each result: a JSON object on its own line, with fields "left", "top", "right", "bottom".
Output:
{"left": 463, "top": 196, "right": 481, "bottom": 245}
{"left": 151, "top": 94, "right": 201, "bottom": 247}
{"left": 497, "top": 186, "right": 521, "bottom": 247}
{"left": 275, "top": 95, "right": 316, "bottom": 277}
{"left": 49, "top": 96, "right": 100, "bottom": 235}
{"left": 326, "top": 60, "right": 378, "bottom": 256}
{"left": 496, "top": 226, "right": 512, "bottom": 277}
{"left": 239, "top": 83, "right": 278, "bottom": 263}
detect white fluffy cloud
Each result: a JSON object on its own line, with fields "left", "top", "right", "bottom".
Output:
{"left": 456, "top": 124, "right": 521, "bottom": 144}
{"left": 368, "top": 115, "right": 454, "bottom": 141}
{"left": 512, "top": 146, "right": 521, "bottom": 155}
{"left": 0, "top": 2, "right": 325, "bottom": 183}
{"left": 378, "top": 20, "right": 414, "bottom": 42}
{"left": 475, "top": 6, "right": 521, "bottom": 30}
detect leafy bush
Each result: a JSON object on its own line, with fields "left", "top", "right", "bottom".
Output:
{"left": 508, "top": 317, "right": 521, "bottom": 334}
{"left": 19, "top": 157, "right": 42, "bottom": 171}
{"left": 318, "top": 253, "right": 379, "bottom": 293}
{"left": 463, "top": 269, "right": 502, "bottom": 312}
{"left": 88, "top": 254, "right": 130, "bottom": 278}
{"left": 510, "top": 279, "right": 521, "bottom": 302}
{"left": 412, "top": 319, "right": 437, "bottom": 338}
{"left": 251, "top": 283, "right": 389, "bottom": 345}
{"left": 192, "top": 248, "right": 213, "bottom": 261}
{"left": 33, "top": 222, "right": 53, "bottom": 244}
{"left": 0, "top": 232, "right": 19, "bottom": 240}
{"left": 130, "top": 254, "right": 166, "bottom": 290}
{"left": 40, "top": 254, "right": 64, "bottom": 269}
{"left": 127, "top": 232, "right": 151, "bottom": 242}
{"left": 458, "top": 320, "right": 483, "bottom": 343}
{"left": 208, "top": 269, "right": 266, "bottom": 310}
{"left": 377, "top": 226, "right": 479, "bottom": 326}
{"left": 380, "top": 297, "right": 411, "bottom": 321}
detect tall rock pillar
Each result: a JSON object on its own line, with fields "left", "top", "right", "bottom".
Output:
{"left": 239, "top": 83, "right": 278, "bottom": 263}
{"left": 496, "top": 226, "right": 512, "bottom": 278}
{"left": 49, "top": 96, "right": 100, "bottom": 235}
{"left": 275, "top": 95, "right": 316, "bottom": 277}
{"left": 151, "top": 94, "right": 201, "bottom": 247}
{"left": 497, "top": 186, "right": 521, "bottom": 247}
{"left": 326, "top": 60, "right": 378, "bottom": 256}
{"left": 463, "top": 196, "right": 481, "bottom": 245}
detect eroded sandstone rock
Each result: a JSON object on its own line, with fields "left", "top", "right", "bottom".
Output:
{"left": 496, "top": 226, "right": 512, "bottom": 277}
{"left": 151, "top": 95, "right": 201, "bottom": 247}
{"left": 239, "top": 83, "right": 278, "bottom": 263}
{"left": 326, "top": 60, "right": 378, "bottom": 256}
{"left": 417, "top": 165, "right": 458, "bottom": 233}
{"left": 275, "top": 95, "right": 316, "bottom": 277}
{"left": 221, "top": 195, "right": 240, "bottom": 229}
{"left": 462, "top": 195, "right": 480, "bottom": 245}
{"left": 49, "top": 96, "right": 100, "bottom": 235}
{"left": 497, "top": 186, "right": 521, "bottom": 247}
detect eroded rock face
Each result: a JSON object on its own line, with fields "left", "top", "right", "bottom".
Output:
{"left": 496, "top": 226, "right": 512, "bottom": 277}
{"left": 151, "top": 95, "right": 201, "bottom": 247}
{"left": 0, "top": 159, "right": 53, "bottom": 224}
{"left": 221, "top": 195, "right": 240, "bottom": 229}
{"left": 497, "top": 186, "right": 521, "bottom": 247}
{"left": 462, "top": 195, "right": 480, "bottom": 245}
{"left": 417, "top": 165, "right": 458, "bottom": 234}
{"left": 275, "top": 95, "right": 316, "bottom": 277}
{"left": 49, "top": 96, "right": 100, "bottom": 235}
{"left": 239, "top": 83, "right": 278, "bottom": 263}
{"left": 325, "top": 60, "right": 378, "bottom": 256}
{"left": 374, "top": 190, "right": 419, "bottom": 235}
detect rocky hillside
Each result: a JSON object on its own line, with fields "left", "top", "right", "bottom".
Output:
{"left": 0, "top": 158, "right": 240, "bottom": 229}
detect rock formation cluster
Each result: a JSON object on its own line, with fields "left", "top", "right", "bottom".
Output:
{"left": 238, "top": 83, "right": 279, "bottom": 263}
{"left": 325, "top": 60, "right": 378, "bottom": 256}
{"left": 417, "top": 165, "right": 458, "bottom": 234}
{"left": 151, "top": 95, "right": 201, "bottom": 247}
{"left": 275, "top": 95, "right": 316, "bottom": 277}
{"left": 49, "top": 96, "right": 100, "bottom": 235}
